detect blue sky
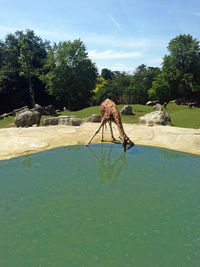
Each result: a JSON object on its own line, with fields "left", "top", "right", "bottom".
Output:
{"left": 0, "top": 0, "right": 200, "bottom": 73}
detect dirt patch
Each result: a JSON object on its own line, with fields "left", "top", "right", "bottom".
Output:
{"left": 0, "top": 123, "right": 200, "bottom": 160}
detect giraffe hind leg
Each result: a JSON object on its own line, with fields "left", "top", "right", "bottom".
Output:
{"left": 101, "top": 124, "right": 104, "bottom": 141}
{"left": 109, "top": 121, "right": 116, "bottom": 141}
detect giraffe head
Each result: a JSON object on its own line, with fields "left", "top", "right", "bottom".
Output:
{"left": 122, "top": 138, "right": 128, "bottom": 152}
{"left": 120, "top": 136, "right": 134, "bottom": 152}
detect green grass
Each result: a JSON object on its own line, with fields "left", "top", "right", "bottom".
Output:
{"left": 58, "top": 105, "right": 101, "bottom": 118}
{"left": 170, "top": 108, "right": 200, "bottom": 128}
{"left": 0, "top": 116, "right": 15, "bottom": 128}
{"left": 1, "top": 103, "right": 200, "bottom": 129}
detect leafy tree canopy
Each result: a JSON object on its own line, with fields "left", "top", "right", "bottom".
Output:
{"left": 149, "top": 34, "right": 200, "bottom": 102}
{"left": 0, "top": 29, "right": 50, "bottom": 111}
{"left": 43, "top": 39, "right": 97, "bottom": 110}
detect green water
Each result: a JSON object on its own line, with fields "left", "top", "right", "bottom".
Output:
{"left": 0, "top": 144, "right": 200, "bottom": 267}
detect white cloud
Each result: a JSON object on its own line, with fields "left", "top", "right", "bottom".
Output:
{"left": 85, "top": 33, "right": 162, "bottom": 49}
{"left": 88, "top": 50, "right": 143, "bottom": 59}
{"left": 97, "top": 62, "right": 136, "bottom": 72}
{"left": 110, "top": 63, "right": 136, "bottom": 72}
{"left": 148, "top": 57, "right": 163, "bottom": 65}
{"left": 0, "top": 24, "right": 166, "bottom": 53}
{"left": 107, "top": 12, "right": 122, "bottom": 30}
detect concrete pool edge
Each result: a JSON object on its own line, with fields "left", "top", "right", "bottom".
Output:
{"left": 0, "top": 123, "right": 200, "bottom": 160}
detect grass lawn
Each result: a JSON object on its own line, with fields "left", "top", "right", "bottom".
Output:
{"left": 1, "top": 103, "right": 200, "bottom": 129}
{"left": 170, "top": 108, "right": 200, "bottom": 128}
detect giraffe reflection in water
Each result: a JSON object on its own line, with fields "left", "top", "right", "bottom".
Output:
{"left": 88, "top": 144, "right": 132, "bottom": 184}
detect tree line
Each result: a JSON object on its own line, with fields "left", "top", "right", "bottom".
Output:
{"left": 0, "top": 29, "right": 97, "bottom": 113}
{"left": 0, "top": 30, "right": 200, "bottom": 114}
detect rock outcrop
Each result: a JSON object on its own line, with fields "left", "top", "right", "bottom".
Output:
{"left": 14, "top": 110, "right": 41, "bottom": 127}
{"left": 120, "top": 105, "right": 133, "bottom": 115}
{"left": 139, "top": 111, "right": 172, "bottom": 126}
{"left": 42, "top": 117, "right": 59, "bottom": 126}
{"left": 43, "top": 116, "right": 82, "bottom": 126}
{"left": 146, "top": 100, "right": 159, "bottom": 106}
{"left": 153, "top": 104, "right": 163, "bottom": 111}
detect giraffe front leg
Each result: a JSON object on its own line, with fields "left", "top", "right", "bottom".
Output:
{"left": 86, "top": 122, "right": 103, "bottom": 146}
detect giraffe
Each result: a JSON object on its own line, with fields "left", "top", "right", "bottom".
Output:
{"left": 86, "top": 99, "right": 134, "bottom": 152}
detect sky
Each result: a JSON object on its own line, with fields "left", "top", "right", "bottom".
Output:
{"left": 0, "top": 0, "right": 200, "bottom": 73}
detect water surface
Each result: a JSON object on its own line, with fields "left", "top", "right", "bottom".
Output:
{"left": 0, "top": 144, "right": 200, "bottom": 266}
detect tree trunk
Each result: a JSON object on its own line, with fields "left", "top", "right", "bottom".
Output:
{"left": 28, "top": 75, "right": 35, "bottom": 108}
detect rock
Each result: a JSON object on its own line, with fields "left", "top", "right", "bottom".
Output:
{"left": 163, "top": 102, "right": 168, "bottom": 109}
{"left": 43, "top": 117, "right": 59, "bottom": 126}
{"left": 139, "top": 111, "right": 172, "bottom": 126}
{"left": 2, "top": 113, "right": 9, "bottom": 118}
{"left": 69, "top": 118, "right": 82, "bottom": 126}
{"left": 153, "top": 104, "right": 163, "bottom": 111}
{"left": 146, "top": 100, "right": 159, "bottom": 106}
{"left": 58, "top": 116, "right": 82, "bottom": 126}
{"left": 120, "top": 105, "right": 133, "bottom": 115}
{"left": 175, "top": 98, "right": 186, "bottom": 105}
{"left": 44, "top": 105, "right": 57, "bottom": 116}
{"left": 15, "top": 107, "right": 29, "bottom": 115}
{"left": 34, "top": 104, "right": 46, "bottom": 115}
{"left": 14, "top": 110, "right": 41, "bottom": 127}
{"left": 13, "top": 106, "right": 29, "bottom": 115}
{"left": 84, "top": 114, "right": 101, "bottom": 122}
{"left": 43, "top": 116, "right": 82, "bottom": 126}
{"left": 0, "top": 106, "right": 29, "bottom": 119}
{"left": 188, "top": 102, "right": 200, "bottom": 108}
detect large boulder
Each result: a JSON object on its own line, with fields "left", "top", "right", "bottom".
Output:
{"left": 14, "top": 110, "right": 41, "bottom": 127}
{"left": 120, "top": 105, "right": 133, "bottom": 115}
{"left": 139, "top": 111, "right": 172, "bottom": 126}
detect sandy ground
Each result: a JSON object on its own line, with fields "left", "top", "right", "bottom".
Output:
{"left": 0, "top": 122, "right": 200, "bottom": 160}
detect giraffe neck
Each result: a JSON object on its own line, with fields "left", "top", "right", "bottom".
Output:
{"left": 114, "top": 114, "right": 126, "bottom": 140}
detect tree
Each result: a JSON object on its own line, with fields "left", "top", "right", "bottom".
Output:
{"left": 18, "top": 36, "right": 36, "bottom": 107}
{"left": 164, "top": 34, "right": 200, "bottom": 97}
{"left": 148, "top": 34, "right": 200, "bottom": 102}
{"left": 43, "top": 39, "right": 97, "bottom": 110}
{"left": 148, "top": 72, "right": 171, "bottom": 103}
{"left": 124, "top": 65, "right": 161, "bottom": 104}
{"left": 101, "top": 68, "right": 114, "bottom": 80}
{"left": 93, "top": 77, "right": 107, "bottom": 94}
{"left": 0, "top": 30, "right": 50, "bottom": 112}
{"left": 0, "top": 33, "right": 26, "bottom": 112}
{"left": 93, "top": 72, "right": 132, "bottom": 104}
{"left": 93, "top": 66, "right": 160, "bottom": 105}
{"left": 17, "top": 30, "right": 50, "bottom": 107}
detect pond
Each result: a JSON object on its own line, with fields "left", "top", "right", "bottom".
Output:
{"left": 0, "top": 144, "right": 200, "bottom": 267}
